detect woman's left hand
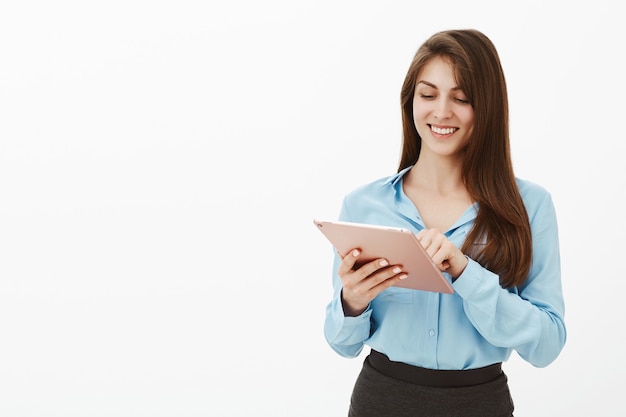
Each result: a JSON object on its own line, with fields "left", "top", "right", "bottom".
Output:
{"left": 415, "top": 228, "right": 469, "bottom": 279}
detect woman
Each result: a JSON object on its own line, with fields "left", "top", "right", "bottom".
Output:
{"left": 323, "top": 29, "right": 566, "bottom": 417}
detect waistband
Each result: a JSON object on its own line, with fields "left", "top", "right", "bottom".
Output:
{"left": 367, "top": 349, "right": 503, "bottom": 388}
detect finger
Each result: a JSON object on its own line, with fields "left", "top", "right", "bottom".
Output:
{"left": 431, "top": 250, "right": 451, "bottom": 271}
{"left": 341, "top": 258, "right": 392, "bottom": 304}
{"left": 364, "top": 262, "right": 407, "bottom": 288}
{"left": 415, "top": 229, "right": 429, "bottom": 245}
{"left": 337, "top": 248, "right": 361, "bottom": 275}
{"left": 355, "top": 257, "right": 390, "bottom": 276}
{"left": 430, "top": 240, "right": 457, "bottom": 271}
{"left": 341, "top": 261, "right": 407, "bottom": 312}
{"left": 369, "top": 272, "right": 408, "bottom": 294}
{"left": 416, "top": 228, "right": 440, "bottom": 250}
{"left": 417, "top": 230, "right": 451, "bottom": 268}
{"left": 421, "top": 232, "right": 444, "bottom": 258}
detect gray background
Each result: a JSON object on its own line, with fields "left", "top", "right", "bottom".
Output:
{"left": 1, "top": 0, "right": 623, "bottom": 415}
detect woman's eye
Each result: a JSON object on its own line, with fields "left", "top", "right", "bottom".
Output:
{"left": 455, "top": 98, "right": 469, "bottom": 104}
{"left": 419, "top": 94, "right": 435, "bottom": 99}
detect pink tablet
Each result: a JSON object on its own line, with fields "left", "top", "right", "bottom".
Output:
{"left": 314, "top": 219, "right": 454, "bottom": 294}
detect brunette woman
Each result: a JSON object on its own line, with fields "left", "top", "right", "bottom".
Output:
{"left": 323, "top": 29, "right": 566, "bottom": 417}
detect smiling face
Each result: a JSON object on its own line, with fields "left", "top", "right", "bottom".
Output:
{"left": 412, "top": 56, "right": 474, "bottom": 160}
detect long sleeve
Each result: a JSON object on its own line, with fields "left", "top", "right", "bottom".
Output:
{"left": 453, "top": 189, "right": 566, "bottom": 367}
{"left": 323, "top": 250, "right": 372, "bottom": 358}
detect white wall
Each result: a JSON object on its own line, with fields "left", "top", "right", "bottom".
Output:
{"left": 1, "top": 1, "right": 623, "bottom": 416}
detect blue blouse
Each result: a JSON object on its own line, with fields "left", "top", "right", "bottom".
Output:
{"left": 323, "top": 166, "right": 566, "bottom": 370}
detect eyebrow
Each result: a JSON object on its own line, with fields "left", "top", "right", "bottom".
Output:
{"left": 416, "top": 80, "right": 462, "bottom": 91}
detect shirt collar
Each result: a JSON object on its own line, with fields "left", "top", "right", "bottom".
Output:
{"left": 384, "top": 165, "right": 477, "bottom": 232}
{"left": 383, "top": 165, "right": 413, "bottom": 187}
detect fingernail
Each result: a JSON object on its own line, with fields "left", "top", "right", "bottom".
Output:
{"left": 352, "top": 250, "right": 360, "bottom": 257}
{"left": 393, "top": 267, "right": 402, "bottom": 273}
{"left": 379, "top": 260, "right": 388, "bottom": 266}
{"left": 399, "top": 274, "right": 408, "bottom": 280}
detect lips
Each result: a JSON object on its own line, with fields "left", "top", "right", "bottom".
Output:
{"left": 430, "top": 125, "right": 458, "bottom": 135}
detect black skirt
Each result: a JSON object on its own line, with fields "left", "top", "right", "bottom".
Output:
{"left": 348, "top": 351, "right": 514, "bottom": 417}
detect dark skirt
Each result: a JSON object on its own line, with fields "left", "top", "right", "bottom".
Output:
{"left": 348, "top": 352, "right": 514, "bottom": 417}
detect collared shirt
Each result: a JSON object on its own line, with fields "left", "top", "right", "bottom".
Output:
{"left": 323, "top": 166, "right": 566, "bottom": 370}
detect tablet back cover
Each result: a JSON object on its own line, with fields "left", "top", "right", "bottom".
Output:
{"left": 314, "top": 219, "right": 454, "bottom": 294}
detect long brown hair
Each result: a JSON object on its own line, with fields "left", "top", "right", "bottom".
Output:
{"left": 398, "top": 29, "right": 532, "bottom": 288}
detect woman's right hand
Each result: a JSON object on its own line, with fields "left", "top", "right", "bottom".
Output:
{"left": 338, "top": 249, "right": 407, "bottom": 316}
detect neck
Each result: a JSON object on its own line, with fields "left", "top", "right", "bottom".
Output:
{"left": 406, "top": 155, "right": 465, "bottom": 195}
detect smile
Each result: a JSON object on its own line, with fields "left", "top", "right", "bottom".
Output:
{"left": 430, "top": 125, "right": 458, "bottom": 135}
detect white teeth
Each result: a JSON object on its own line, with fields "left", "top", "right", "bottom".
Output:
{"left": 431, "top": 126, "right": 456, "bottom": 135}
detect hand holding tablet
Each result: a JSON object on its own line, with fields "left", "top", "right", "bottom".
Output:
{"left": 314, "top": 219, "right": 454, "bottom": 294}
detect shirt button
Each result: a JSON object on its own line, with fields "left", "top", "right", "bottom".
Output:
{"left": 429, "top": 330, "right": 435, "bottom": 336}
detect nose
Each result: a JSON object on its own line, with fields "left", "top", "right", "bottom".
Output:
{"left": 433, "top": 98, "right": 452, "bottom": 119}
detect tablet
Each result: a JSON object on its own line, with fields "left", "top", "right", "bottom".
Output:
{"left": 314, "top": 219, "right": 454, "bottom": 294}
